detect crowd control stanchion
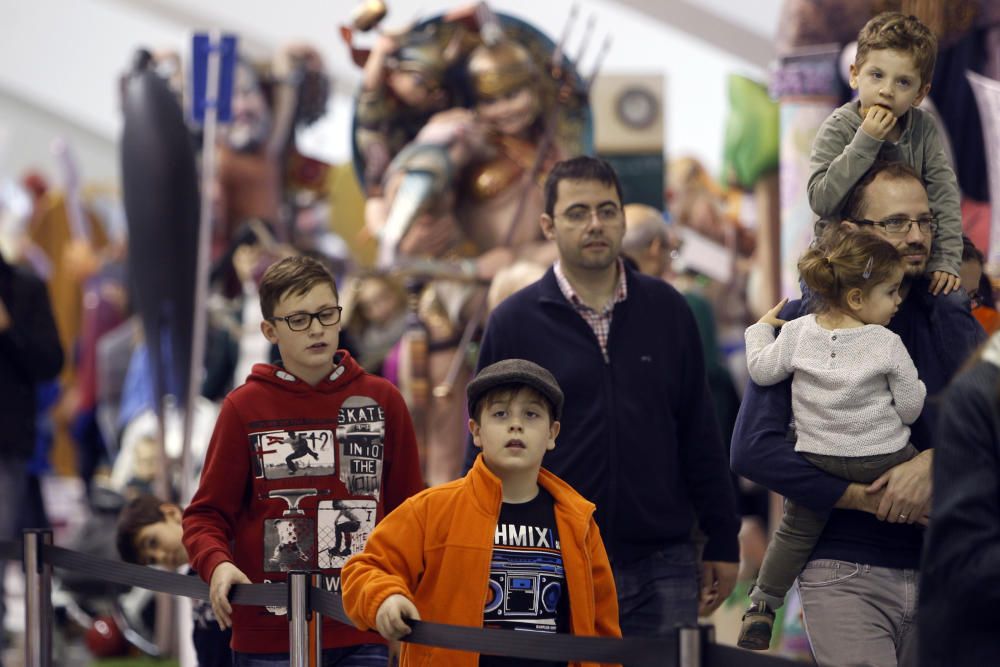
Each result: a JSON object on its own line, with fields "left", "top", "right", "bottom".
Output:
{"left": 288, "top": 570, "right": 321, "bottom": 667}
{"left": 23, "top": 529, "right": 52, "bottom": 667}
{"left": 677, "top": 625, "right": 701, "bottom": 667}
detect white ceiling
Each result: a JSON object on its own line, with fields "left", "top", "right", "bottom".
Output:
{"left": 0, "top": 0, "right": 783, "bottom": 185}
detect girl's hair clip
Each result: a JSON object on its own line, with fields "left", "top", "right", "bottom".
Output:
{"left": 862, "top": 256, "right": 874, "bottom": 280}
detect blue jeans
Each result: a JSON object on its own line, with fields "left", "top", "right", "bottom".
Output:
{"left": 234, "top": 642, "right": 388, "bottom": 667}
{"left": 612, "top": 543, "right": 699, "bottom": 639}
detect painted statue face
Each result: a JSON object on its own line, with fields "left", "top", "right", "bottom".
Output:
{"left": 476, "top": 86, "right": 540, "bottom": 137}
{"left": 225, "top": 63, "right": 272, "bottom": 152}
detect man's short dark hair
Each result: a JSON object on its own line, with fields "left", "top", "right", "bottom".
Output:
{"left": 116, "top": 494, "right": 168, "bottom": 565}
{"left": 543, "top": 156, "right": 624, "bottom": 217}
{"left": 841, "top": 161, "right": 925, "bottom": 222}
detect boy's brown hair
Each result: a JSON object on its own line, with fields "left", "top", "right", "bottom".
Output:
{"left": 472, "top": 385, "right": 557, "bottom": 425}
{"left": 116, "top": 494, "right": 169, "bottom": 565}
{"left": 855, "top": 11, "right": 938, "bottom": 86}
{"left": 258, "top": 255, "right": 339, "bottom": 320}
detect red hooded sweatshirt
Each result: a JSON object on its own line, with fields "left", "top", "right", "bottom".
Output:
{"left": 183, "top": 351, "right": 424, "bottom": 654}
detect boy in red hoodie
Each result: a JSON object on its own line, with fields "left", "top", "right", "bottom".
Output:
{"left": 183, "top": 256, "right": 424, "bottom": 666}
{"left": 341, "top": 359, "right": 621, "bottom": 667}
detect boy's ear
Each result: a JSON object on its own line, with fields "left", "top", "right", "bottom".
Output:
{"left": 848, "top": 63, "right": 860, "bottom": 89}
{"left": 913, "top": 82, "right": 931, "bottom": 107}
{"left": 160, "top": 504, "right": 183, "bottom": 523}
{"left": 468, "top": 419, "right": 483, "bottom": 449}
{"left": 261, "top": 319, "right": 279, "bottom": 344}
{"left": 547, "top": 420, "right": 560, "bottom": 451}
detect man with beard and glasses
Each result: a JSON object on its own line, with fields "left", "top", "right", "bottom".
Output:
{"left": 466, "top": 156, "right": 741, "bottom": 640}
{"left": 732, "top": 160, "right": 985, "bottom": 666}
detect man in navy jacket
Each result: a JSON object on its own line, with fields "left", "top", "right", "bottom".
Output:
{"left": 467, "top": 156, "right": 740, "bottom": 636}
{"left": 731, "top": 161, "right": 985, "bottom": 666}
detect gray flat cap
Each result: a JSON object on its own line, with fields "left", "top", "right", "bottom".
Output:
{"left": 467, "top": 359, "right": 564, "bottom": 420}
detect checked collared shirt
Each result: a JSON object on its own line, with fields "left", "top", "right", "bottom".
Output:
{"left": 553, "top": 259, "right": 628, "bottom": 362}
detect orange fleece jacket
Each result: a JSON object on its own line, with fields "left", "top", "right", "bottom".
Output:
{"left": 341, "top": 455, "right": 621, "bottom": 667}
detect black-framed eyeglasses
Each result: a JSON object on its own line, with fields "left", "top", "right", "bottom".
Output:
{"left": 556, "top": 203, "right": 623, "bottom": 225}
{"left": 268, "top": 306, "right": 342, "bottom": 331}
{"left": 849, "top": 215, "right": 938, "bottom": 235}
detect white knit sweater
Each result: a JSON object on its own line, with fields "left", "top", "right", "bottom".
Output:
{"left": 745, "top": 314, "right": 926, "bottom": 457}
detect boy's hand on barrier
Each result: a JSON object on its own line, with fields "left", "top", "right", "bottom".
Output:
{"left": 376, "top": 594, "right": 421, "bottom": 640}
{"left": 209, "top": 562, "right": 252, "bottom": 630}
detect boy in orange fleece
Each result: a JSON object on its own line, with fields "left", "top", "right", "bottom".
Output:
{"left": 341, "top": 359, "right": 621, "bottom": 666}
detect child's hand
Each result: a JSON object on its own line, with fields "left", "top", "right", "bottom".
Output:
{"left": 928, "top": 270, "right": 960, "bottom": 296}
{"left": 209, "top": 562, "right": 252, "bottom": 631}
{"left": 376, "top": 594, "right": 421, "bottom": 640}
{"left": 860, "top": 105, "right": 898, "bottom": 141}
{"left": 757, "top": 298, "right": 788, "bottom": 329}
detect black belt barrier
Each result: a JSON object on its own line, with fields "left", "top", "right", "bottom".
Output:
{"left": 1, "top": 539, "right": 801, "bottom": 667}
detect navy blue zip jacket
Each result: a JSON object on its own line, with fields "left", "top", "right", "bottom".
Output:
{"left": 731, "top": 280, "right": 985, "bottom": 568}
{"left": 466, "top": 264, "right": 740, "bottom": 565}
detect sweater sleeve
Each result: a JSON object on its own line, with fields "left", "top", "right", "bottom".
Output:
{"left": 731, "top": 305, "right": 849, "bottom": 512}
{"left": 675, "top": 299, "right": 740, "bottom": 562}
{"left": 921, "top": 363, "right": 1000, "bottom": 613}
{"left": 182, "top": 397, "right": 251, "bottom": 583}
{"left": 744, "top": 322, "right": 794, "bottom": 386}
{"left": 807, "top": 111, "right": 884, "bottom": 217}
{"left": 886, "top": 333, "right": 926, "bottom": 426}
{"left": 381, "top": 385, "right": 425, "bottom": 513}
{"left": 921, "top": 119, "right": 963, "bottom": 277}
{"left": 340, "top": 498, "right": 426, "bottom": 632}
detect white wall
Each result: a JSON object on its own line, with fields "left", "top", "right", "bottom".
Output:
{"left": 0, "top": 0, "right": 780, "bottom": 188}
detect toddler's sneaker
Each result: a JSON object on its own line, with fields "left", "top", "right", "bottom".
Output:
{"left": 737, "top": 601, "right": 775, "bottom": 651}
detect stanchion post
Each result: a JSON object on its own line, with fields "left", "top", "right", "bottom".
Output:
{"left": 288, "top": 571, "right": 308, "bottom": 667}
{"left": 308, "top": 572, "right": 323, "bottom": 665}
{"left": 677, "top": 625, "right": 701, "bottom": 667}
{"left": 288, "top": 570, "right": 322, "bottom": 666}
{"left": 23, "top": 529, "right": 52, "bottom": 667}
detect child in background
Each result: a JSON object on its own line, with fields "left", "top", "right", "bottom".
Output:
{"left": 959, "top": 235, "right": 999, "bottom": 335}
{"left": 738, "top": 231, "right": 926, "bottom": 650}
{"left": 116, "top": 495, "right": 231, "bottom": 667}
{"left": 341, "top": 359, "right": 621, "bottom": 667}
{"left": 808, "top": 11, "right": 962, "bottom": 296}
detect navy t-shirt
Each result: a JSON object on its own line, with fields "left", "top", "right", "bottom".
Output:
{"left": 480, "top": 488, "right": 568, "bottom": 667}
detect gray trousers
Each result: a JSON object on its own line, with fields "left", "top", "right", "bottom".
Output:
{"left": 798, "top": 560, "right": 919, "bottom": 667}
{"left": 751, "top": 444, "right": 918, "bottom": 609}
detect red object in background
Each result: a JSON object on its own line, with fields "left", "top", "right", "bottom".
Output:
{"left": 85, "top": 615, "right": 129, "bottom": 658}
{"left": 962, "top": 198, "right": 992, "bottom": 259}
{"left": 974, "top": 305, "right": 1000, "bottom": 335}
